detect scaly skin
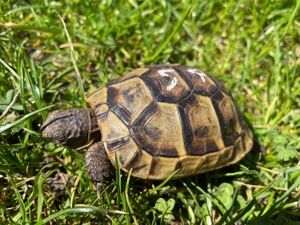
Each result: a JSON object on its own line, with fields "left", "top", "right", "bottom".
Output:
{"left": 85, "top": 142, "right": 115, "bottom": 191}
{"left": 41, "top": 108, "right": 115, "bottom": 191}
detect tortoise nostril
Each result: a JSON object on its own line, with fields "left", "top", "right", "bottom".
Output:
{"left": 67, "top": 129, "right": 72, "bottom": 138}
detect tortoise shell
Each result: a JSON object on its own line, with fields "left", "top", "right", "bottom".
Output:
{"left": 85, "top": 65, "right": 253, "bottom": 180}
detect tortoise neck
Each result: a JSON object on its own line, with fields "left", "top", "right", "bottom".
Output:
{"left": 87, "top": 108, "right": 101, "bottom": 144}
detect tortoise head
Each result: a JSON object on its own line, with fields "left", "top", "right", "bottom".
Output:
{"left": 41, "top": 108, "right": 99, "bottom": 148}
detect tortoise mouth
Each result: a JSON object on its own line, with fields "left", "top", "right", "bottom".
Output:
{"left": 41, "top": 123, "right": 68, "bottom": 146}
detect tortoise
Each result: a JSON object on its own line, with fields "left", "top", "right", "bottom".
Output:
{"left": 41, "top": 65, "right": 253, "bottom": 190}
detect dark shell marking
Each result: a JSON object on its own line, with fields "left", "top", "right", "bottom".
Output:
{"left": 85, "top": 65, "right": 253, "bottom": 180}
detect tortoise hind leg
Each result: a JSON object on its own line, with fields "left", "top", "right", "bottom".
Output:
{"left": 85, "top": 142, "right": 115, "bottom": 192}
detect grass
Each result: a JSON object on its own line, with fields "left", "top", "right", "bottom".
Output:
{"left": 0, "top": 0, "right": 300, "bottom": 224}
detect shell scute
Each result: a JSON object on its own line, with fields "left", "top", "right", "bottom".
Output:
{"left": 175, "top": 156, "right": 203, "bottom": 178}
{"left": 97, "top": 111, "right": 129, "bottom": 142}
{"left": 131, "top": 102, "right": 185, "bottom": 158}
{"left": 86, "top": 87, "right": 108, "bottom": 110}
{"left": 177, "top": 65, "right": 219, "bottom": 96}
{"left": 178, "top": 94, "right": 224, "bottom": 156}
{"left": 148, "top": 156, "right": 180, "bottom": 180}
{"left": 126, "top": 150, "right": 152, "bottom": 179}
{"left": 109, "top": 78, "right": 153, "bottom": 125}
{"left": 196, "top": 151, "right": 221, "bottom": 172}
{"left": 106, "top": 137, "right": 139, "bottom": 167}
{"left": 211, "top": 90, "right": 243, "bottom": 147}
{"left": 141, "top": 66, "right": 191, "bottom": 103}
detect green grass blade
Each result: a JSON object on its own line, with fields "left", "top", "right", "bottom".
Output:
{"left": 0, "top": 105, "right": 52, "bottom": 133}
{"left": 3, "top": 172, "right": 28, "bottom": 223}
{"left": 37, "top": 206, "right": 128, "bottom": 225}
{"left": 145, "top": 4, "right": 192, "bottom": 62}
{"left": 59, "top": 16, "right": 87, "bottom": 107}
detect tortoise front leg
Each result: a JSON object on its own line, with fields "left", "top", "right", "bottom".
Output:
{"left": 85, "top": 142, "right": 115, "bottom": 192}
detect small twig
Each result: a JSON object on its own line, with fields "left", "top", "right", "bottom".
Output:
{"left": 0, "top": 58, "right": 20, "bottom": 80}
{"left": 235, "top": 181, "right": 299, "bottom": 193}
{"left": 256, "top": 165, "right": 280, "bottom": 174}
{"left": 70, "top": 170, "right": 83, "bottom": 208}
